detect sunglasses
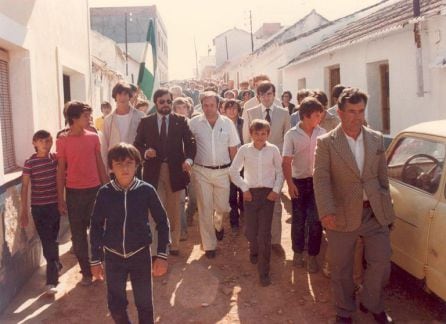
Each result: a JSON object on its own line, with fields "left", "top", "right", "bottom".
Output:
{"left": 158, "top": 99, "right": 172, "bottom": 105}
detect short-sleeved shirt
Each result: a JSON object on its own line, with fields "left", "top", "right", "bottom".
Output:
{"left": 56, "top": 130, "right": 101, "bottom": 189}
{"left": 22, "top": 153, "right": 58, "bottom": 205}
{"left": 189, "top": 114, "right": 240, "bottom": 166}
{"left": 283, "top": 123, "right": 326, "bottom": 179}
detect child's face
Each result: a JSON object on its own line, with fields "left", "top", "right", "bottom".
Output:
{"left": 304, "top": 111, "right": 323, "bottom": 128}
{"left": 111, "top": 157, "right": 137, "bottom": 187}
{"left": 173, "top": 103, "right": 188, "bottom": 117}
{"left": 33, "top": 137, "right": 53, "bottom": 155}
{"left": 102, "top": 106, "right": 112, "bottom": 117}
{"left": 73, "top": 111, "right": 91, "bottom": 129}
{"left": 224, "top": 106, "right": 239, "bottom": 120}
{"left": 251, "top": 128, "right": 269, "bottom": 146}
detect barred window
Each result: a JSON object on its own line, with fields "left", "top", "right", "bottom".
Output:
{"left": 0, "top": 50, "right": 16, "bottom": 173}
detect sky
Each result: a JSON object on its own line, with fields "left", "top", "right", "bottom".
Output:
{"left": 89, "top": 0, "right": 383, "bottom": 80}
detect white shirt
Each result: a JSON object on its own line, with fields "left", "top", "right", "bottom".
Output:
{"left": 261, "top": 104, "right": 275, "bottom": 123}
{"left": 344, "top": 129, "right": 368, "bottom": 200}
{"left": 156, "top": 113, "right": 170, "bottom": 135}
{"left": 283, "top": 123, "right": 326, "bottom": 179}
{"left": 229, "top": 142, "right": 284, "bottom": 193}
{"left": 244, "top": 96, "right": 281, "bottom": 111}
{"left": 115, "top": 113, "right": 131, "bottom": 140}
{"left": 189, "top": 114, "right": 240, "bottom": 166}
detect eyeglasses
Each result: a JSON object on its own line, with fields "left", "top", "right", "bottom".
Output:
{"left": 158, "top": 99, "right": 172, "bottom": 105}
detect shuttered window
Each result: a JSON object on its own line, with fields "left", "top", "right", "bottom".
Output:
{"left": 0, "top": 50, "right": 16, "bottom": 173}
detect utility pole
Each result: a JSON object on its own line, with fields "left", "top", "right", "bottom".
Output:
{"left": 194, "top": 37, "right": 199, "bottom": 79}
{"left": 125, "top": 12, "right": 128, "bottom": 76}
{"left": 225, "top": 35, "right": 229, "bottom": 61}
{"left": 249, "top": 10, "right": 254, "bottom": 53}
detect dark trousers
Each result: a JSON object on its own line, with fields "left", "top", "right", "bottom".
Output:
{"left": 66, "top": 186, "right": 99, "bottom": 277}
{"left": 105, "top": 248, "right": 154, "bottom": 324}
{"left": 229, "top": 181, "right": 244, "bottom": 228}
{"left": 31, "top": 203, "right": 60, "bottom": 285}
{"left": 291, "top": 177, "right": 322, "bottom": 256}
{"left": 244, "top": 188, "right": 275, "bottom": 277}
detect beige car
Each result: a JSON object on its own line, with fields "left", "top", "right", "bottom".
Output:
{"left": 386, "top": 120, "right": 446, "bottom": 301}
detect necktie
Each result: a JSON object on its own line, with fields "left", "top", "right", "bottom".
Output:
{"left": 160, "top": 116, "right": 167, "bottom": 161}
{"left": 265, "top": 108, "right": 271, "bottom": 124}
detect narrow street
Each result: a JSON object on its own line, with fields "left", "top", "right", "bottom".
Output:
{"left": 1, "top": 194, "right": 445, "bottom": 324}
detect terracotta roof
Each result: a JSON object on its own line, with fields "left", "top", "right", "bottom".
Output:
{"left": 286, "top": 0, "right": 444, "bottom": 66}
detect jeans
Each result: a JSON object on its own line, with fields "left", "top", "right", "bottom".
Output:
{"left": 31, "top": 203, "right": 60, "bottom": 285}
{"left": 105, "top": 247, "right": 154, "bottom": 324}
{"left": 244, "top": 188, "right": 275, "bottom": 277}
{"left": 66, "top": 186, "right": 99, "bottom": 277}
{"left": 291, "top": 177, "right": 322, "bottom": 256}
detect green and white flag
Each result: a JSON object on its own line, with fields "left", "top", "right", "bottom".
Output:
{"left": 138, "top": 19, "right": 158, "bottom": 100}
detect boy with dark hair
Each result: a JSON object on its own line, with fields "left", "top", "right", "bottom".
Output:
{"left": 229, "top": 119, "right": 284, "bottom": 286}
{"left": 283, "top": 97, "right": 326, "bottom": 273}
{"left": 56, "top": 101, "right": 108, "bottom": 286}
{"left": 21, "top": 130, "right": 61, "bottom": 295}
{"left": 90, "top": 143, "right": 170, "bottom": 324}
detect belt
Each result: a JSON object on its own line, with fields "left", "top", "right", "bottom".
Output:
{"left": 196, "top": 163, "right": 231, "bottom": 170}
{"left": 363, "top": 200, "right": 371, "bottom": 208}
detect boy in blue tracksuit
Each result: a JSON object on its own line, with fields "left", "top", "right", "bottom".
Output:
{"left": 90, "top": 143, "right": 170, "bottom": 324}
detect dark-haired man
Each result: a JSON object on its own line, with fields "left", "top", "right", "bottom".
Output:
{"left": 134, "top": 88, "right": 196, "bottom": 256}
{"left": 314, "top": 88, "right": 394, "bottom": 324}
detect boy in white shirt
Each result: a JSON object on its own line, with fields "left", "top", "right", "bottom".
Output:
{"left": 229, "top": 119, "right": 284, "bottom": 286}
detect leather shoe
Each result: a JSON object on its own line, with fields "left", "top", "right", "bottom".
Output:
{"left": 215, "top": 228, "right": 224, "bottom": 241}
{"left": 335, "top": 315, "right": 352, "bottom": 323}
{"left": 271, "top": 244, "right": 285, "bottom": 257}
{"left": 259, "top": 274, "right": 271, "bottom": 287}
{"left": 359, "top": 303, "right": 393, "bottom": 323}
{"left": 205, "top": 250, "right": 216, "bottom": 259}
{"left": 249, "top": 254, "right": 258, "bottom": 264}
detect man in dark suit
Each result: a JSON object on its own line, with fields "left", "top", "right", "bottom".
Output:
{"left": 134, "top": 88, "right": 196, "bottom": 256}
{"left": 313, "top": 88, "right": 394, "bottom": 324}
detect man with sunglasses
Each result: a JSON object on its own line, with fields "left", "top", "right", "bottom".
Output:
{"left": 134, "top": 88, "right": 196, "bottom": 256}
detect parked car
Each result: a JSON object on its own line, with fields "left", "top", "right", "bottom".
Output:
{"left": 386, "top": 120, "right": 446, "bottom": 301}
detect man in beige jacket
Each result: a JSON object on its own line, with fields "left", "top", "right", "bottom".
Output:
{"left": 313, "top": 88, "right": 394, "bottom": 324}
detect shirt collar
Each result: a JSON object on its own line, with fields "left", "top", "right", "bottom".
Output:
{"left": 261, "top": 103, "right": 274, "bottom": 112}
{"left": 111, "top": 177, "right": 138, "bottom": 192}
{"left": 157, "top": 112, "right": 170, "bottom": 121}
{"left": 344, "top": 128, "right": 363, "bottom": 143}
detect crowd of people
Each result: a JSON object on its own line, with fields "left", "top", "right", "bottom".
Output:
{"left": 19, "top": 74, "right": 394, "bottom": 324}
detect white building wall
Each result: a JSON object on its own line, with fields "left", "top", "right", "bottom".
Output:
{"left": 282, "top": 17, "right": 446, "bottom": 137}
{"left": 0, "top": 0, "right": 91, "bottom": 179}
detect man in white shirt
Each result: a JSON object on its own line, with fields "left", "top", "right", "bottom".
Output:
{"left": 189, "top": 91, "right": 240, "bottom": 258}
{"left": 243, "top": 81, "right": 290, "bottom": 256}
{"left": 313, "top": 88, "right": 394, "bottom": 324}
{"left": 101, "top": 81, "right": 145, "bottom": 172}
{"left": 282, "top": 97, "right": 326, "bottom": 273}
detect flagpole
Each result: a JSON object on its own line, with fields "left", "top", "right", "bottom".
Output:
{"left": 125, "top": 12, "right": 128, "bottom": 76}
{"left": 194, "top": 37, "right": 199, "bottom": 79}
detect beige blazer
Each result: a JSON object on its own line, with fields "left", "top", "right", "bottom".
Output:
{"left": 242, "top": 104, "right": 290, "bottom": 152}
{"left": 313, "top": 125, "right": 395, "bottom": 232}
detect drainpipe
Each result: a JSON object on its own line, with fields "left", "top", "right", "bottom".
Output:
{"left": 413, "top": 0, "right": 424, "bottom": 97}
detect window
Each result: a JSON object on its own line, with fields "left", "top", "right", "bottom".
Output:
{"left": 387, "top": 136, "right": 445, "bottom": 194}
{"left": 327, "top": 65, "right": 340, "bottom": 106}
{"left": 0, "top": 50, "right": 16, "bottom": 173}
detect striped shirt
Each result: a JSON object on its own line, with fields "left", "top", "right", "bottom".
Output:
{"left": 22, "top": 153, "right": 58, "bottom": 205}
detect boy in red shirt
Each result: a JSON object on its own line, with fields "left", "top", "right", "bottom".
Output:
{"left": 56, "top": 101, "right": 108, "bottom": 286}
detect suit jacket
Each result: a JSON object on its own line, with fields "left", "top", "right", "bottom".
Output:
{"left": 134, "top": 113, "right": 196, "bottom": 192}
{"left": 313, "top": 125, "right": 395, "bottom": 232}
{"left": 242, "top": 104, "right": 290, "bottom": 152}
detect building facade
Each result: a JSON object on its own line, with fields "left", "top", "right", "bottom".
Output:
{"left": 0, "top": 0, "right": 91, "bottom": 312}
{"left": 90, "top": 5, "right": 168, "bottom": 84}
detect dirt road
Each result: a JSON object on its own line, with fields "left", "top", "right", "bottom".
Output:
{"left": 1, "top": 195, "right": 445, "bottom": 323}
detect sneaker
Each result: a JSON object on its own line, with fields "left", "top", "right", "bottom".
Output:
{"left": 45, "top": 284, "right": 57, "bottom": 295}
{"left": 205, "top": 250, "right": 216, "bottom": 259}
{"left": 80, "top": 276, "right": 92, "bottom": 286}
{"left": 293, "top": 252, "right": 304, "bottom": 267}
{"left": 215, "top": 228, "right": 224, "bottom": 241}
{"left": 259, "top": 274, "right": 271, "bottom": 287}
{"left": 307, "top": 255, "right": 319, "bottom": 273}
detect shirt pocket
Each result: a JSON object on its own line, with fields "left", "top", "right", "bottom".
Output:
{"left": 218, "top": 130, "right": 229, "bottom": 144}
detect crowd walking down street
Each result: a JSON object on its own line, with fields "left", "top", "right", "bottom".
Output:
{"left": 11, "top": 77, "right": 446, "bottom": 324}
